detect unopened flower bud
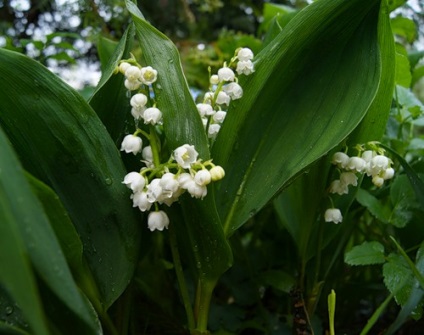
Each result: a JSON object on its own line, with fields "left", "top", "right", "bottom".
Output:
{"left": 210, "top": 166, "right": 225, "bottom": 181}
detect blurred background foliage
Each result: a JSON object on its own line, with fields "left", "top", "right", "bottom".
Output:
{"left": 1, "top": 0, "right": 422, "bottom": 93}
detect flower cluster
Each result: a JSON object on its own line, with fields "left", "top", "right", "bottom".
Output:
{"left": 197, "top": 47, "right": 255, "bottom": 139}
{"left": 325, "top": 143, "right": 395, "bottom": 224}
{"left": 123, "top": 144, "right": 225, "bottom": 231}
{"left": 116, "top": 57, "right": 225, "bottom": 232}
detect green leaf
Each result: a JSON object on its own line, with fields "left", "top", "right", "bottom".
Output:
{"left": 97, "top": 35, "right": 119, "bottom": 71}
{"left": 382, "top": 144, "right": 424, "bottom": 208}
{"left": 125, "top": 0, "right": 232, "bottom": 281}
{"left": 395, "top": 44, "right": 412, "bottom": 87}
{"left": 257, "top": 270, "right": 296, "bottom": 293}
{"left": 0, "top": 128, "right": 50, "bottom": 335}
{"left": 344, "top": 241, "right": 386, "bottom": 266}
{"left": 0, "top": 48, "right": 141, "bottom": 309}
{"left": 347, "top": 0, "right": 395, "bottom": 144}
{"left": 386, "top": 0, "right": 407, "bottom": 11}
{"left": 125, "top": 1, "right": 209, "bottom": 158}
{"left": 412, "top": 65, "right": 424, "bottom": 87}
{"left": 391, "top": 17, "right": 416, "bottom": 43}
{"left": 356, "top": 188, "right": 391, "bottom": 224}
{"left": 389, "top": 174, "right": 418, "bottom": 228}
{"left": 89, "top": 25, "right": 135, "bottom": 143}
{"left": 213, "top": 0, "right": 392, "bottom": 235}
{"left": 0, "top": 127, "right": 100, "bottom": 334}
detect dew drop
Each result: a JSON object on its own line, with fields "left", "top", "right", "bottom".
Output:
{"left": 105, "top": 177, "right": 113, "bottom": 185}
{"left": 5, "top": 306, "right": 13, "bottom": 315}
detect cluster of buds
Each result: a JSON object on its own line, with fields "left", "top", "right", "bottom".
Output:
{"left": 116, "top": 57, "right": 225, "bottom": 232}
{"left": 325, "top": 143, "right": 395, "bottom": 224}
{"left": 197, "top": 47, "right": 255, "bottom": 139}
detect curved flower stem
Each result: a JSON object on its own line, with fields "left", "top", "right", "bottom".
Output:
{"left": 169, "top": 223, "right": 195, "bottom": 331}
{"left": 194, "top": 278, "right": 216, "bottom": 333}
{"left": 148, "top": 124, "right": 161, "bottom": 167}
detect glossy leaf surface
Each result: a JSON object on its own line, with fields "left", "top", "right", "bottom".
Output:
{"left": 0, "top": 48, "right": 141, "bottom": 308}
{"left": 212, "top": 0, "right": 392, "bottom": 235}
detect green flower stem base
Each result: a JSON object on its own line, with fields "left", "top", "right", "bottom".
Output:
{"left": 193, "top": 278, "right": 217, "bottom": 334}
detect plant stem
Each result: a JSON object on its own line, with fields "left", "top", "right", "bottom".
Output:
{"left": 148, "top": 124, "right": 161, "bottom": 167}
{"left": 194, "top": 278, "right": 216, "bottom": 333}
{"left": 169, "top": 223, "right": 196, "bottom": 331}
{"left": 359, "top": 293, "right": 394, "bottom": 335}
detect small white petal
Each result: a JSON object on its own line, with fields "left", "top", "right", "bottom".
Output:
{"left": 122, "top": 172, "right": 145, "bottom": 192}
{"left": 143, "top": 107, "right": 162, "bottom": 125}
{"left": 140, "top": 66, "right": 158, "bottom": 85}
{"left": 174, "top": 144, "right": 199, "bottom": 169}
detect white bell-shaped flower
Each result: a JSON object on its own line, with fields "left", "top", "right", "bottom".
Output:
{"left": 178, "top": 173, "right": 194, "bottom": 189}
{"left": 324, "top": 208, "right": 343, "bottom": 224}
{"left": 125, "top": 66, "right": 141, "bottom": 81}
{"left": 217, "top": 67, "right": 235, "bottom": 82}
{"left": 237, "top": 48, "right": 254, "bottom": 61}
{"left": 213, "top": 111, "right": 226, "bottom": 123}
{"left": 215, "top": 91, "right": 230, "bottom": 105}
{"left": 329, "top": 180, "right": 349, "bottom": 195}
{"left": 143, "top": 107, "right": 162, "bottom": 125}
{"left": 140, "top": 66, "right": 158, "bottom": 85}
{"left": 208, "top": 124, "right": 221, "bottom": 138}
{"left": 194, "top": 170, "right": 212, "bottom": 186}
{"left": 131, "top": 191, "right": 152, "bottom": 212}
{"left": 122, "top": 172, "right": 145, "bottom": 192}
{"left": 174, "top": 144, "right": 198, "bottom": 169}
{"left": 236, "top": 60, "right": 254, "bottom": 75}
{"left": 331, "top": 152, "right": 349, "bottom": 168}
{"left": 131, "top": 107, "right": 145, "bottom": 120}
{"left": 160, "top": 173, "right": 179, "bottom": 197}
{"left": 210, "top": 166, "right": 225, "bottom": 181}
{"left": 130, "top": 93, "right": 148, "bottom": 108}
{"left": 340, "top": 172, "right": 358, "bottom": 187}
{"left": 347, "top": 157, "right": 366, "bottom": 172}
{"left": 120, "top": 134, "right": 142, "bottom": 155}
{"left": 187, "top": 180, "right": 207, "bottom": 199}
{"left": 197, "top": 103, "right": 214, "bottom": 117}
{"left": 148, "top": 211, "right": 170, "bottom": 231}
{"left": 146, "top": 178, "right": 163, "bottom": 203}
{"left": 223, "top": 82, "right": 243, "bottom": 100}
{"left": 124, "top": 79, "right": 141, "bottom": 91}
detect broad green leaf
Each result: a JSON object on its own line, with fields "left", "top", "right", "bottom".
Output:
{"left": 26, "top": 172, "right": 101, "bottom": 305}
{"left": 89, "top": 25, "right": 135, "bottom": 143}
{"left": 347, "top": 0, "right": 395, "bottom": 144}
{"left": 356, "top": 188, "right": 391, "bottom": 224}
{"left": 125, "top": 1, "right": 232, "bottom": 280}
{"left": 125, "top": 1, "right": 209, "bottom": 158}
{"left": 0, "top": 323, "right": 31, "bottom": 335}
{"left": 345, "top": 241, "right": 386, "bottom": 266}
{"left": 0, "top": 48, "right": 141, "bottom": 309}
{"left": 213, "top": 0, "right": 391, "bottom": 235}
{"left": 0, "top": 128, "right": 49, "bottom": 335}
{"left": 0, "top": 127, "right": 100, "bottom": 334}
